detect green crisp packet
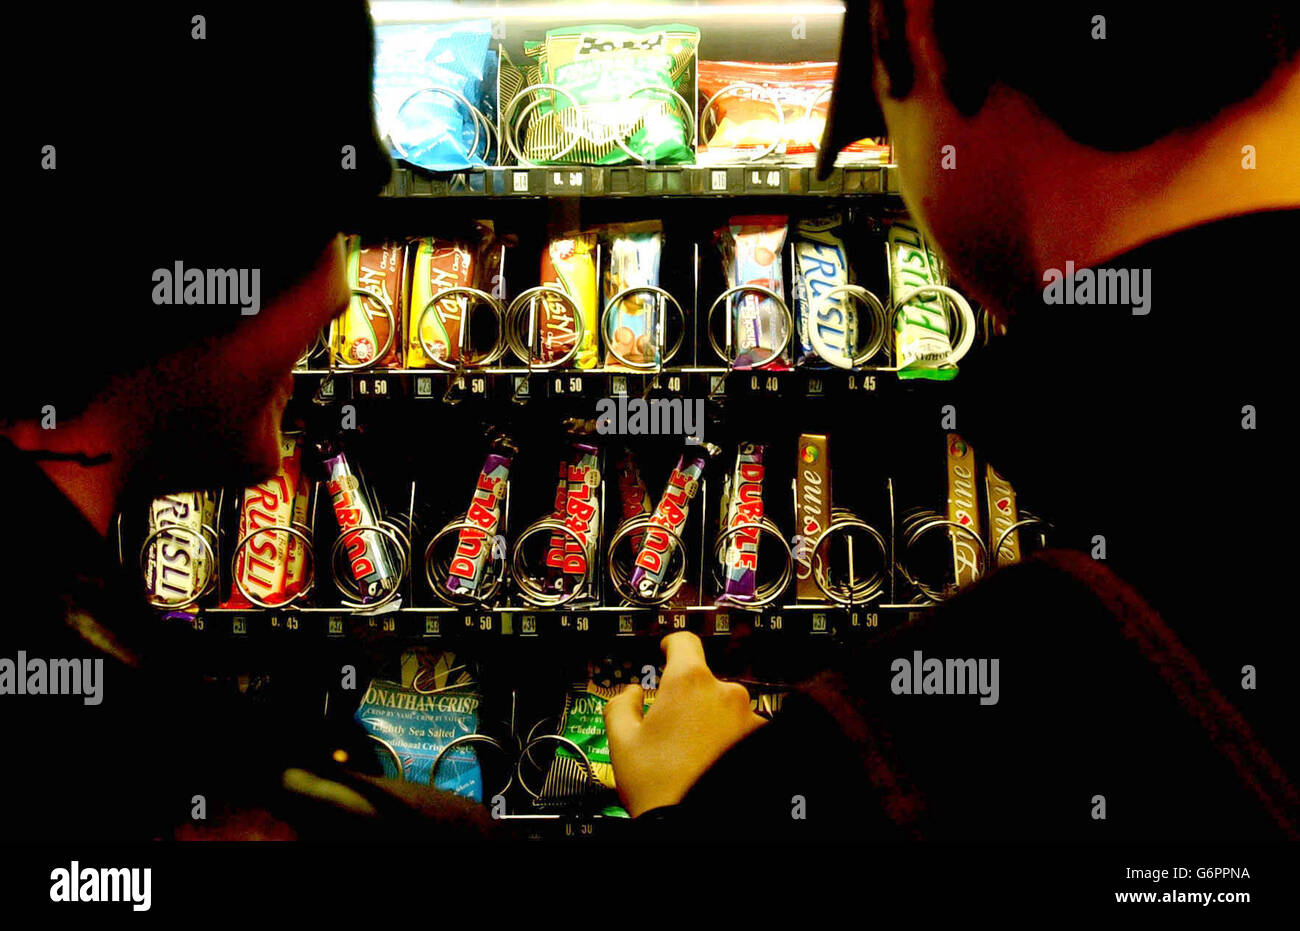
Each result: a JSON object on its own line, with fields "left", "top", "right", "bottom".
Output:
{"left": 520, "top": 24, "right": 699, "bottom": 166}
{"left": 539, "top": 681, "right": 655, "bottom": 817}
{"left": 889, "top": 221, "right": 958, "bottom": 381}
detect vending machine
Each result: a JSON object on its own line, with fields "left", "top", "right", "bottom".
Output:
{"left": 127, "top": 0, "right": 1048, "bottom": 838}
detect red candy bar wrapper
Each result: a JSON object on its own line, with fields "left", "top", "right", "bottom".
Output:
{"left": 544, "top": 458, "right": 570, "bottom": 592}
{"left": 145, "top": 490, "right": 218, "bottom": 608}
{"left": 333, "top": 237, "right": 406, "bottom": 368}
{"left": 446, "top": 448, "right": 513, "bottom": 597}
{"left": 630, "top": 451, "right": 707, "bottom": 598}
{"left": 225, "top": 434, "right": 305, "bottom": 608}
{"left": 717, "top": 443, "right": 766, "bottom": 605}
{"left": 614, "top": 447, "right": 652, "bottom": 553}
{"left": 717, "top": 216, "right": 791, "bottom": 370}
{"left": 408, "top": 237, "right": 476, "bottom": 367}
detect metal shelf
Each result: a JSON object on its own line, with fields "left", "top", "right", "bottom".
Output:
{"left": 380, "top": 163, "right": 900, "bottom": 199}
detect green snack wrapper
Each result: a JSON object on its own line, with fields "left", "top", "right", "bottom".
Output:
{"left": 889, "top": 221, "right": 957, "bottom": 381}
{"left": 521, "top": 24, "right": 698, "bottom": 165}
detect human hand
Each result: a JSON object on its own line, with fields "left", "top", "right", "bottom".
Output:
{"left": 603, "top": 631, "right": 767, "bottom": 817}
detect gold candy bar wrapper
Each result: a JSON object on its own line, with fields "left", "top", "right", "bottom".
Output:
{"left": 539, "top": 230, "right": 598, "bottom": 368}
{"left": 145, "top": 491, "right": 218, "bottom": 606}
{"left": 889, "top": 221, "right": 957, "bottom": 381}
{"left": 333, "top": 237, "right": 406, "bottom": 368}
{"left": 985, "top": 464, "right": 1021, "bottom": 567}
{"left": 407, "top": 237, "right": 476, "bottom": 368}
{"left": 945, "top": 434, "right": 983, "bottom": 589}
{"left": 794, "top": 434, "right": 832, "bottom": 601}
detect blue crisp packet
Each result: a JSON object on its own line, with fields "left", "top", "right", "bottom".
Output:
{"left": 374, "top": 20, "right": 493, "bottom": 171}
{"left": 355, "top": 676, "right": 483, "bottom": 800}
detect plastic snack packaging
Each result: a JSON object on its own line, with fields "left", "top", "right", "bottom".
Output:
{"left": 318, "top": 440, "right": 401, "bottom": 606}
{"left": 602, "top": 221, "right": 664, "bottom": 370}
{"left": 888, "top": 220, "right": 957, "bottom": 381}
{"left": 520, "top": 24, "right": 699, "bottom": 165}
{"left": 407, "top": 237, "right": 476, "bottom": 368}
{"left": 697, "top": 60, "right": 890, "bottom": 165}
{"left": 540, "top": 680, "right": 657, "bottom": 816}
{"left": 225, "top": 434, "right": 305, "bottom": 608}
{"left": 717, "top": 443, "right": 767, "bottom": 605}
{"left": 539, "top": 231, "right": 599, "bottom": 368}
{"left": 373, "top": 20, "right": 494, "bottom": 171}
{"left": 792, "top": 215, "right": 858, "bottom": 368}
{"left": 717, "top": 216, "right": 791, "bottom": 369}
{"left": 630, "top": 447, "right": 711, "bottom": 599}
{"left": 354, "top": 648, "right": 483, "bottom": 799}
{"left": 145, "top": 491, "right": 218, "bottom": 609}
{"left": 333, "top": 237, "right": 406, "bottom": 369}
{"left": 446, "top": 435, "right": 515, "bottom": 597}
{"left": 698, "top": 60, "right": 832, "bottom": 162}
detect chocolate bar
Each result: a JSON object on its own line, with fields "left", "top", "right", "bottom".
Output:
{"left": 945, "top": 434, "right": 982, "bottom": 588}
{"left": 446, "top": 438, "right": 514, "bottom": 597}
{"left": 794, "top": 434, "right": 831, "bottom": 601}
{"left": 333, "top": 236, "right": 405, "bottom": 368}
{"left": 717, "top": 443, "right": 766, "bottom": 605}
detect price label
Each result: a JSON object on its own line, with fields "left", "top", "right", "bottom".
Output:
{"left": 414, "top": 375, "right": 434, "bottom": 398}
{"left": 521, "top": 615, "right": 537, "bottom": 636}
{"left": 232, "top": 617, "right": 247, "bottom": 636}
{"left": 617, "top": 614, "right": 635, "bottom": 635}
{"left": 714, "top": 613, "right": 730, "bottom": 635}
{"left": 812, "top": 612, "right": 827, "bottom": 633}
{"left": 327, "top": 616, "right": 344, "bottom": 637}
{"left": 424, "top": 616, "right": 441, "bottom": 637}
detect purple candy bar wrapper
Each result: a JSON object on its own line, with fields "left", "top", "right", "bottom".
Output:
{"left": 323, "top": 452, "right": 401, "bottom": 604}
{"left": 717, "top": 443, "right": 766, "bottom": 605}
{"left": 630, "top": 452, "right": 707, "bottom": 598}
{"left": 446, "top": 451, "right": 513, "bottom": 595}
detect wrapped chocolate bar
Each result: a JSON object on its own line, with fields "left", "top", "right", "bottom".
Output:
{"left": 717, "top": 216, "right": 791, "bottom": 369}
{"left": 283, "top": 469, "right": 312, "bottom": 602}
{"left": 889, "top": 220, "right": 957, "bottom": 381}
{"left": 614, "top": 447, "right": 652, "bottom": 553}
{"left": 985, "top": 463, "right": 1021, "bottom": 568}
{"left": 945, "top": 434, "right": 983, "bottom": 588}
{"left": 332, "top": 236, "right": 405, "bottom": 368}
{"left": 225, "top": 434, "right": 306, "bottom": 608}
{"left": 539, "top": 680, "right": 657, "bottom": 816}
{"left": 792, "top": 215, "right": 859, "bottom": 368}
{"left": 793, "top": 433, "right": 832, "bottom": 601}
{"left": 446, "top": 436, "right": 515, "bottom": 597}
{"left": 354, "top": 648, "right": 483, "bottom": 799}
{"left": 602, "top": 221, "right": 664, "bottom": 370}
{"left": 539, "top": 231, "right": 598, "bottom": 368}
{"left": 407, "top": 236, "right": 476, "bottom": 368}
{"left": 716, "top": 443, "right": 766, "bottom": 605}
{"left": 319, "top": 441, "right": 401, "bottom": 606}
{"left": 543, "top": 441, "right": 601, "bottom": 597}
{"left": 144, "top": 491, "right": 218, "bottom": 608}
{"left": 630, "top": 446, "right": 712, "bottom": 600}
